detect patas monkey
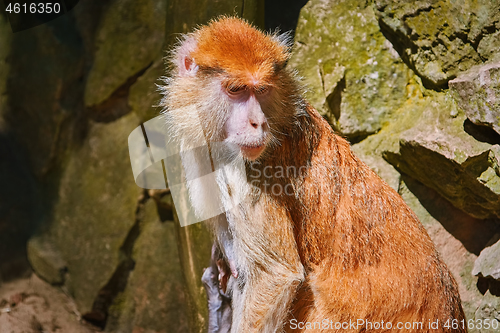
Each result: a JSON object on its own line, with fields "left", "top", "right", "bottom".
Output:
{"left": 161, "top": 17, "right": 466, "bottom": 333}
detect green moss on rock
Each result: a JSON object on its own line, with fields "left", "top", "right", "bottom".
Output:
{"left": 383, "top": 91, "right": 500, "bottom": 220}
{"left": 27, "top": 236, "right": 67, "bottom": 285}
{"left": 84, "top": 0, "right": 166, "bottom": 107}
{"left": 374, "top": 0, "right": 500, "bottom": 89}
{"left": 351, "top": 75, "right": 427, "bottom": 190}
{"left": 48, "top": 112, "right": 143, "bottom": 314}
{"left": 105, "top": 200, "right": 192, "bottom": 333}
{"left": 129, "top": 59, "right": 165, "bottom": 123}
{"left": 289, "top": 0, "right": 411, "bottom": 140}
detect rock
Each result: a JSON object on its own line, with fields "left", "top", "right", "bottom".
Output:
{"left": 474, "top": 291, "right": 500, "bottom": 332}
{"left": 351, "top": 75, "right": 428, "bottom": 191}
{"left": 47, "top": 112, "right": 143, "bottom": 316}
{"left": 26, "top": 236, "right": 66, "bottom": 285}
{"left": 0, "top": 15, "right": 73, "bottom": 281}
{"left": 374, "top": 0, "right": 500, "bottom": 89}
{"left": 6, "top": 15, "right": 84, "bottom": 177}
{"left": 163, "top": 0, "right": 264, "bottom": 46}
{"left": 128, "top": 59, "right": 165, "bottom": 123}
{"left": 84, "top": 0, "right": 167, "bottom": 107}
{"left": 473, "top": 237, "right": 500, "bottom": 281}
{"left": 450, "top": 61, "right": 500, "bottom": 135}
{"left": 289, "top": 0, "right": 411, "bottom": 141}
{"left": 173, "top": 212, "right": 212, "bottom": 333}
{"left": 383, "top": 92, "right": 500, "bottom": 220}
{"left": 105, "top": 200, "right": 192, "bottom": 333}
{"left": 0, "top": 274, "right": 96, "bottom": 333}
{"left": 0, "top": 12, "right": 10, "bottom": 114}
{"left": 478, "top": 30, "right": 500, "bottom": 62}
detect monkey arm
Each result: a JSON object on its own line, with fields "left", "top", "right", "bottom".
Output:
{"left": 232, "top": 264, "right": 304, "bottom": 333}
{"left": 227, "top": 202, "right": 305, "bottom": 333}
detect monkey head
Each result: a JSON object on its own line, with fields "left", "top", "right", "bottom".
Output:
{"left": 162, "top": 17, "right": 305, "bottom": 162}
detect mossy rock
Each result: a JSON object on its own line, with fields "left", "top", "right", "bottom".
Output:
{"left": 5, "top": 15, "right": 84, "bottom": 176}
{"left": 289, "top": 0, "right": 411, "bottom": 141}
{"left": 106, "top": 200, "right": 192, "bottom": 333}
{"left": 48, "top": 112, "right": 143, "bottom": 315}
{"left": 172, "top": 212, "right": 212, "bottom": 333}
{"left": 450, "top": 61, "right": 500, "bottom": 135}
{"left": 383, "top": 91, "right": 500, "bottom": 220}
{"left": 129, "top": 59, "right": 165, "bottom": 123}
{"left": 84, "top": 0, "right": 167, "bottom": 107}
{"left": 473, "top": 237, "right": 500, "bottom": 281}
{"left": 374, "top": 0, "right": 500, "bottom": 89}
{"left": 351, "top": 75, "right": 427, "bottom": 191}
{"left": 27, "top": 236, "right": 67, "bottom": 285}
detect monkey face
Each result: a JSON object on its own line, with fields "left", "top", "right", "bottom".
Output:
{"left": 220, "top": 81, "right": 272, "bottom": 160}
{"left": 164, "top": 17, "right": 303, "bottom": 163}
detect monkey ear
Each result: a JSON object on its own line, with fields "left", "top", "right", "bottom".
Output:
{"left": 182, "top": 56, "right": 198, "bottom": 75}
{"left": 176, "top": 36, "right": 199, "bottom": 77}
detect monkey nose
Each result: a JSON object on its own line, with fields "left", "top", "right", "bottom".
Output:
{"left": 248, "top": 119, "right": 268, "bottom": 132}
{"left": 248, "top": 110, "right": 267, "bottom": 129}
{"left": 246, "top": 96, "right": 267, "bottom": 130}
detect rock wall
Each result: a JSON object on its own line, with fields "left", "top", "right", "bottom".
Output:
{"left": 290, "top": 0, "right": 500, "bottom": 331}
{"left": 1, "top": 0, "right": 499, "bottom": 332}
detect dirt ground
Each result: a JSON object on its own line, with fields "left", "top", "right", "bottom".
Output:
{"left": 0, "top": 274, "right": 100, "bottom": 333}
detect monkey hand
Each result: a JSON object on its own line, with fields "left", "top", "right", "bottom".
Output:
{"left": 216, "top": 258, "right": 237, "bottom": 294}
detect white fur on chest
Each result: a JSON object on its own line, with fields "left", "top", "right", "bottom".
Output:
{"left": 180, "top": 137, "right": 251, "bottom": 222}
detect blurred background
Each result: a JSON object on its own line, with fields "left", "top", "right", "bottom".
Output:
{"left": 0, "top": 0, "right": 499, "bottom": 332}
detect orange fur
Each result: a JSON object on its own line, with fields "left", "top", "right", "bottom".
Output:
{"left": 275, "top": 107, "right": 466, "bottom": 332}
{"left": 191, "top": 17, "right": 288, "bottom": 87}
{"left": 165, "top": 17, "right": 467, "bottom": 333}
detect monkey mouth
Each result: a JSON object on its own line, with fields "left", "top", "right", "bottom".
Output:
{"left": 239, "top": 143, "right": 266, "bottom": 160}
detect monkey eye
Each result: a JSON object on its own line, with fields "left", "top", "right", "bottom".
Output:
{"left": 254, "top": 85, "right": 270, "bottom": 95}
{"left": 226, "top": 84, "right": 248, "bottom": 95}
